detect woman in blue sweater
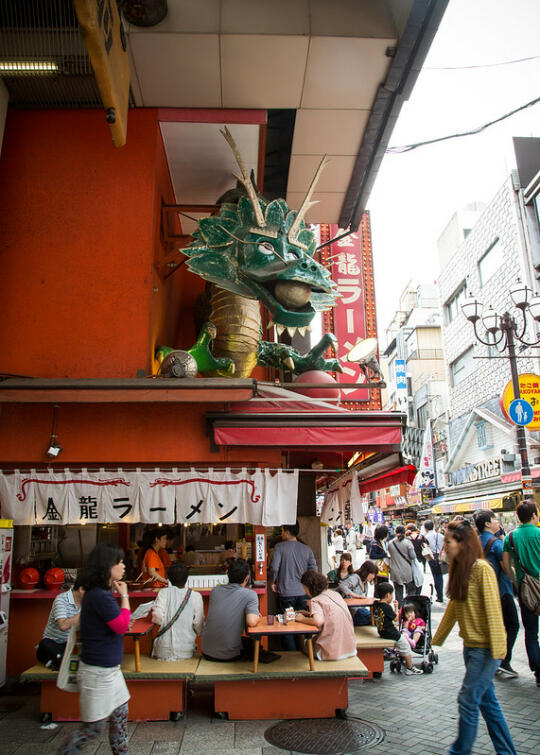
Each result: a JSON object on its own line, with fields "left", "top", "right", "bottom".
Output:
{"left": 60, "top": 544, "right": 131, "bottom": 754}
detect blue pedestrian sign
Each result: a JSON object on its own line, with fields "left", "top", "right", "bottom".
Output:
{"left": 508, "top": 398, "right": 534, "bottom": 426}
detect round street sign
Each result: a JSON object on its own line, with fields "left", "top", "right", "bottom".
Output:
{"left": 501, "top": 373, "right": 540, "bottom": 431}
{"left": 508, "top": 398, "right": 534, "bottom": 426}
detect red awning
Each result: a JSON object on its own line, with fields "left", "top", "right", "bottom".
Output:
{"left": 213, "top": 425, "right": 401, "bottom": 447}
{"left": 357, "top": 465, "right": 417, "bottom": 494}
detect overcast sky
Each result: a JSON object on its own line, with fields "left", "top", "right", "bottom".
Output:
{"left": 368, "top": 0, "right": 540, "bottom": 347}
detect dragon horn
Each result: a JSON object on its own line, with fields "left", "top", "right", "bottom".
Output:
{"left": 288, "top": 155, "right": 329, "bottom": 241}
{"left": 220, "top": 126, "right": 266, "bottom": 228}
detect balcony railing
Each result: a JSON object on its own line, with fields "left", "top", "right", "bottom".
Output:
{"left": 406, "top": 349, "right": 444, "bottom": 361}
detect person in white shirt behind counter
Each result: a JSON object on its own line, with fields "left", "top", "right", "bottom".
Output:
{"left": 151, "top": 562, "right": 204, "bottom": 661}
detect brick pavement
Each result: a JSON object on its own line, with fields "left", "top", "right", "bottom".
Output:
{"left": 0, "top": 571, "right": 538, "bottom": 754}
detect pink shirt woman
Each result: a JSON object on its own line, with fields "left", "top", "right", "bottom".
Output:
{"left": 298, "top": 570, "right": 356, "bottom": 661}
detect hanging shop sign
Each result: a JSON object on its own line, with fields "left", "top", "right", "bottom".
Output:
{"left": 500, "top": 373, "right": 540, "bottom": 431}
{"left": 446, "top": 456, "right": 501, "bottom": 488}
{"left": 321, "top": 471, "right": 365, "bottom": 525}
{"left": 0, "top": 468, "right": 298, "bottom": 526}
{"left": 329, "top": 226, "right": 369, "bottom": 401}
{"left": 412, "top": 425, "right": 435, "bottom": 490}
{"left": 74, "top": 0, "right": 130, "bottom": 147}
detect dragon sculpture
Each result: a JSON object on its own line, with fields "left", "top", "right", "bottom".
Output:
{"left": 158, "top": 128, "right": 342, "bottom": 378}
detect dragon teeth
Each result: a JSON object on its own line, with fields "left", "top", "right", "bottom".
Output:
{"left": 286, "top": 327, "right": 297, "bottom": 338}
{"left": 297, "top": 327, "right": 307, "bottom": 337}
{"left": 267, "top": 319, "right": 275, "bottom": 329}
{"left": 276, "top": 325, "right": 286, "bottom": 336}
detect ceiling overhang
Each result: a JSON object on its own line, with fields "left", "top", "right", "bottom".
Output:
{"left": 124, "top": 0, "right": 449, "bottom": 227}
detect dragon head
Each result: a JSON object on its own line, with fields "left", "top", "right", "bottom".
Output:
{"left": 183, "top": 129, "right": 338, "bottom": 333}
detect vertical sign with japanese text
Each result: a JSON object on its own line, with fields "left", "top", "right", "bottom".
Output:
{"left": 329, "top": 225, "right": 368, "bottom": 400}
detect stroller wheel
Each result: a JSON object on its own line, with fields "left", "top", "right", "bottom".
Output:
{"left": 429, "top": 650, "right": 436, "bottom": 663}
{"left": 422, "top": 662, "right": 433, "bottom": 674}
{"left": 433, "top": 652, "right": 439, "bottom": 665}
{"left": 389, "top": 661, "right": 397, "bottom": 673}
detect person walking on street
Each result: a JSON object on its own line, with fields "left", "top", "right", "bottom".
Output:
{"left": 387, "top": 525, "right": 417, "bottom": 607}
{"left": 368, "top": 524, "right": 390, "bottom": 583}
{"left": 271, "top": 522, "right": 317, "bottom": 650}
{"left": 502, "top": 498, "right": 540, "bottom": 687}
{"left": 433, "top": 520, "right": 517, "bottom": 755}
{"left": 424, "top": 520, "right": 445, "bottom": 602}
{"left": 474, "top": 510, "right": 519, "bottom": 678}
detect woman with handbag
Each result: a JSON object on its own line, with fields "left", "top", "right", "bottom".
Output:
{"left": 387, "top": 526, "right": 417, "bottom": 606}
{"left": 433, "top": 520, "right": 516, "bottom": 755}
{"left": 60, "top": 544, "right": 131, "bottom": 755}
{"left": 368, "top": 525, "right": 390, "bottom": 584}
{"left": 151, "top": 562, "right": 204, "bottom": 661}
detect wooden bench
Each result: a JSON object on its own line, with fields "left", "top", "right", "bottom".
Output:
{"left": 20, "top": 654, "right": 198, "bottom": 722}
{"left": 354, "top": 626, "right": 395, "bottom": 679}
{"left": 194, "top": 652, "right": 368, "bottom": 720}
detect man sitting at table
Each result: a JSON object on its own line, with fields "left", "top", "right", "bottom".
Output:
{"left": 151, "top": 562, "right": 204, "bottom": 661}
{"left": 36, "top": 577, "right": 84, "bottom": 670}
{"left": 202, "top": 559, "right": 279, "bottom": 663}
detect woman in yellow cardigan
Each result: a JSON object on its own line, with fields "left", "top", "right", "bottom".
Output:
{"left": 432, "top": 520, "right": 516, "bottom": 755}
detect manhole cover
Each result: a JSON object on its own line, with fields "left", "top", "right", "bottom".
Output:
{"left": 264, "top": 717, "right": 385, "bottom": 753}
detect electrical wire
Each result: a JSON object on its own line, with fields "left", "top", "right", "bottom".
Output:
{"left": 386, "top": 95, "right": 540, "bottom": 154}
{"left": 424, "top": 54, "right": 540, "bottom": 71}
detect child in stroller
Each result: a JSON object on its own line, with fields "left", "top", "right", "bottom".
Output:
{"left": 388, "top": 595, "right": 439, "bottom": 674}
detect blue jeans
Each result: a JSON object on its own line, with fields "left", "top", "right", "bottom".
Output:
{"left": 518, "top": 596, "right": 540, "bottom": 673}
{"left": 353, "top": 607, "right": 371, "bottom": 626}
{"left": 449, "top": 647, "right": 516, "bottom": 755}
{"left": 278, "top": 594, "right": 309, "bottom": 651}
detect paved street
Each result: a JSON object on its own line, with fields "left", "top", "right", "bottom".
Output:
{"left": 1, "top": 569, "right": 538, "bottom": 754}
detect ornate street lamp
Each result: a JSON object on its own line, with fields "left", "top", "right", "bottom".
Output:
{"left": 461, "top": 282, "right": 540, "bottom": 492}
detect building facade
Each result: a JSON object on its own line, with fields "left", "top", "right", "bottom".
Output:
{"left": 435, "top": 170, "right": 540, "bottom": 517}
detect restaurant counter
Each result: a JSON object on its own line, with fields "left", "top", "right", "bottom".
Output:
{"left": 7, "top": 585, "right": 267, "bottom": 677}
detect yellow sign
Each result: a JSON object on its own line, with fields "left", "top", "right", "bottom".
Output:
{"left": 74, "top": 0, "right": 130, "bottom": 148}
{"left": 501, "top": 373, "right": 540, "bottom": 430}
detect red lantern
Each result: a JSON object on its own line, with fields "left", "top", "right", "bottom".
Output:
{"left": 44, "top": 567, "right": 65, "bottom": 590}
{"left": 19, "top": 567, "right": 39, "bottom": 590}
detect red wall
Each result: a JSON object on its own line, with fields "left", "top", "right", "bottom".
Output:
{"left": 0, "top": 108, "right": 175, "bottom": 379}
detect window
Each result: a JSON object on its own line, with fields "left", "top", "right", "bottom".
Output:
{"left": 475, "top": 421, "right": 489, "bottom": 449}
{"left": 445, "top": 283, "right": 467, "bottom": 323}
{"left": 478, "top": 238, "right": 504, "bottom": 287}
{"left": 417, "top": 403, "right": 430, "bottom": 430}
{"left": 450, "top": 346, "right": 475, "bottom": 386}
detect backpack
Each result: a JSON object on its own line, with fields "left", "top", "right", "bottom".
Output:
{"left": 508, "top": 532, "right": 540, "bottom": 615}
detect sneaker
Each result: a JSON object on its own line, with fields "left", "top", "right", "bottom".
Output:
{"left": 498, "top": 662, "right": 518, "bottom": 678}
{"left": 404, "top": 666, "right": 423, "bottom": 675}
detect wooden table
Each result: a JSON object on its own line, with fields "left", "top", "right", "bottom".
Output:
{"left": 126, "top": 618, "right": 154, "bottom": 672}
{"left": 247, "top": 616, "right": 319, "bottom": 673}
{"left": 344, "top": 596, "right": 376, "bottom": 626}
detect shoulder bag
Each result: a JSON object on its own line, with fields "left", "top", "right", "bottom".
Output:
{"left": 432, "top": 535, "right": 449, "bottom": 575}
{"left": 56, "top": 626, "right": 81, "bottom": 693}
{"left": 421, "top": 543, "right": 434, "bottom": 561}
{"left": 152, "top": 588, "right": 193, "bottom": 650}
{"left": 508, "top": 533, "right": 540, "bottom": 615}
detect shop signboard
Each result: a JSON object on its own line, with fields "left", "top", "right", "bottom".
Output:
{"left": 0, "top": 469, "right": 298, "bottom": 526}
{"left": 500, "top": 373, "right": 540, "bottom": 430}
{"left": 329, "top": 225, "right": 369, "bottom": 401}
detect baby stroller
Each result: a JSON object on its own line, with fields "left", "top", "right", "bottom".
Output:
{"left": 388, "top": 595, "right": 439, "bottom": 674}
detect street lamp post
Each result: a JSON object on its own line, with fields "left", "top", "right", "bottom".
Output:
{"left": 461, "top": 282, "right": 540, "bottom": 493}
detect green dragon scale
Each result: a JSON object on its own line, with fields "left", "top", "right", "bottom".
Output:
{"left": 169, "top": 128, "right": 342, "bottom": 378}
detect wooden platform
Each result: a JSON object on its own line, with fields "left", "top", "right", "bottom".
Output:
{"left": 196, "top": 653, "right": 367, "bottom": 720}
{"left": 21, "top": 653, "right": 367, "bottom": 722}
{"left": 354, "top": 626, "right": 395, "bottom": 679}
